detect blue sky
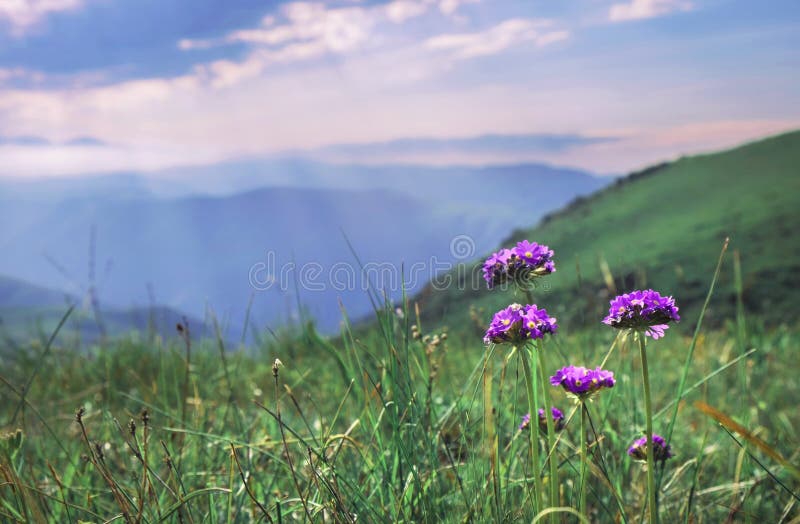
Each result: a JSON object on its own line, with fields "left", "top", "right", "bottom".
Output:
{"left": 0, "top": 0, "right": 798, "bottom": 176}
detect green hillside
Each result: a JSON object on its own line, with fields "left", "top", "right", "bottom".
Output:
{"left": 417, "top": 130, "right": 800, "bottom": 332}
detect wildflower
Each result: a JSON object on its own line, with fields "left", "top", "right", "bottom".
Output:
{"left": 484, "top": 304, "right": 557, "bottom": 345}
{"left": 482, "top": 241, "right": 555, "bottom": 288}
{"left": 539, "top": 407, "right": 565, "bottom": 432}
{"left": 518, "top": 407, "right": 566, "bottom": 432}
{"left": 628, "top": 434, "right": 674, "bottom": 463}
{"left": 512, "top": 240, "right": 556, "bottom": 274}
{"left": 482, "top": 248, "right": 514, "bottom": 287}
{"left": 550, "top": 365, "right": 615, "bottom": 399}
{"left": 603, "top": 289, "right": 680, "bottom": 339}
{"left": 521, "top": 304, "right": 558, "bottom": 340}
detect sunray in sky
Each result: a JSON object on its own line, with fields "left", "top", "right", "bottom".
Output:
{"left": 0, "top": 0, "right": 798, "bottom": 177}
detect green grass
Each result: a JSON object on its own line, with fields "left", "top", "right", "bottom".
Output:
{"left": 1, "top": 270, "right": 798, "bottom": 522}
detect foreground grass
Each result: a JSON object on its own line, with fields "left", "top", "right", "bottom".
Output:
{"left": 1, "top": 297, "right": 798, "bottom": 522}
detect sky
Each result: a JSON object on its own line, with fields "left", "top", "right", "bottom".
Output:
{"left": 0, "top": 0, "right": 799, "bottom": 176}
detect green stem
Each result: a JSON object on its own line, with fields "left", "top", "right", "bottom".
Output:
{"left": 484, "top": 349, "right": 501, "bottom": 520}
{"left": 638, "top": 333, "right": 658, "bottom": 524}
{"left": 579, "top": 403, "right": 588, "bottom": 518}
{"left": 536, "top": 343, "right": 559, "bottom": 515}
{"left": 521, "top": 347, "right": 544, "bottom": 514}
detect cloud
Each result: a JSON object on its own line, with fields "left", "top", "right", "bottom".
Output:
{"left": 0, "top": 0, "right": 84, "bottom": 35}
{"left": 609, "top": 0, "right": 693, "bottom": 22}
{"left": 425, "top": 19, "right": 568, "bottom": 59}
{"left": 0, "top": 134, "right": 106, "bottom": 147}
{"left": 179, "top": 3, "right": 378, "bottom": 54}
{"left": 516, "top": 119, "right": 800, "bottom": 174}
{"left": 385, "top": 1, "right": 430, "bottom": 23}
{"left": 0, "top": 135, "right": 51, "bottom": 146}
{"left": 312, "top": 133, "right": 615, "bottom": 163}
{"left": 438, "top": 0, "right": 480, "bottom": 16}
{"left": 0, "top": 142, "right": 226, "bottom": 177}
{"left": 181, "top": 2, "right": 381, "bottom": 87}
{"left": 180, "top": 0, "right": 491, "bottom": 88}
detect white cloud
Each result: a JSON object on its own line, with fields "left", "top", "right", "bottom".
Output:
{"left": 425, "top": 18, "right": 568, "bottom": 59}
{"left": 180, "top": 2, "right": 379, "bottom": 87}
{"left": 181, "top": 3, "right": 375, "bottom": 52}
{"left": 177, "top": 1, "right": 499, "bottom": 88}
{"left": 385, "top": 0, "right": 430, "bottom": 23}
{"left": 0, "top": 0, "right": 83, "bottom": 35}
{"left": 609, "top": 0, "right": 692, "bottom": 22}
{"left": 0, "top": 67, "right": 44, "bottom": 85}
{"left": 438, "top": 0, "right": 480, "bottom": 16}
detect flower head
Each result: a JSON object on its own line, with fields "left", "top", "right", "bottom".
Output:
{"left": 482, "top": 249, "right": 514, "bottom": 287}
{"left": 603, "top": 289, "right": 680, "bottom": 339}
{"left": 520, "top": 304, "right": 558, "bottom": 340}
{"left": 518, "top": 407, "right": 565, "bottom": 432}
{"left": 484, "top": 304, "right": 557, "bottom": 345}
{"left": 627, "top": 434, "right": 674, "bottom": 463}
{"left": 550, "top": 365, "right": 615, "bottom": 399}
{"left": 482, "top": 241, "right": 555, "bottom": 288}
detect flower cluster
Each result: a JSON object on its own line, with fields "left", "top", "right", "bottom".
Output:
{"left": 628, "top": 434, "right": 674, "bottom": 463}
{"left": 483, "top": 304, "right": 558, "bottom": 345}
{"left": 550, "top": 366, "right": 616, "bottom": 399}
{"left": 482, "top": 240, "right": 555, "bottom": 288}
{"left": 603, "top": 289, "right": 680, "bottom": 339}
{"left": 479, "top": 233, "right": 682, "bottom": 481}
{"left": 518, "top": 407, "right": 566, "bottom": 433}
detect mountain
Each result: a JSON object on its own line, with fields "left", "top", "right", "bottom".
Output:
{"left": 413, "top": 130, "right": 800, "bottom": 333}
{"left": 0, "top": 162, "right": 606, "bottom": 333}
{"left": 0, "top": 275, "right": 202, "bottom": 343}
{"left": 0, "top": 274, "right": 71, "bottom": 307}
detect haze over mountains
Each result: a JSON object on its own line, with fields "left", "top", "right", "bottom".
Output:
{"left": 0, "top": 159, "right": 607, "bottom": 336}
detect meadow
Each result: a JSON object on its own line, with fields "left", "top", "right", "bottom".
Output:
{"left": 1, "top": 235, "right": 799, "bottom": 523}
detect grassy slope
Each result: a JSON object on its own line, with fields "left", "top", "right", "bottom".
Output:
{"left": 418, "top": 130, "right": 800, "bottom": 333}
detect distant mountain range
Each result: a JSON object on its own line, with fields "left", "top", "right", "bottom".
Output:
{"left": 0, "top": 274, "right": 202, "bottom": 343}
{"left": 0, "top": 160, "right": 607, "bottom": 337}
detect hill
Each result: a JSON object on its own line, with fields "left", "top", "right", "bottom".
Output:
{"left": 415, "top": 130, "right": 800, "bottom": 333}
{"left": 0, "top": 275, "right": 205, "bottom": 343}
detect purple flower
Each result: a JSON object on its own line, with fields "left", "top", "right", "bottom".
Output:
{"left": 482, "top": 241, "right": 555, "bottom": 288}
{"left": 603, "top": 289, "right": 680, "bottom": 339}
{"left": 520, "top": 304, "right": 558, "bottom": 340}
{"left": 484, "top": 304, "right": 557, "bottom": 345}
{"left": 518, "top": 407, "right": 565, "bottom": 432}
{"left": 550, "top": 365, "right": 615, "bottom": 399}
{"left": 627, "top": 434, "right": 674, "bottom": 463}
{"left": 538, "top": 407, "right": 566, "bottom": 432}
{"left": 513, "top": 240, "right": 554, "bottom": 269}
{"left": 482, "top": 248, "right": 514, "bottom": 288}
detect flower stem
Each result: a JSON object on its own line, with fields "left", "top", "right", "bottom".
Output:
{"left": 536, "top": 344, "right": 559, "bottom": 516}
{"left": 579, "top": 402, "right": 588, "bottom": 518}
{"left": 521, "top": 347, "right": 544, "bottom": 514}
{"left": 638, "top": 333, "right": 658, "bottom": 524}
{"left": 484, "top": 348, "right": 501, "bottom": 520}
